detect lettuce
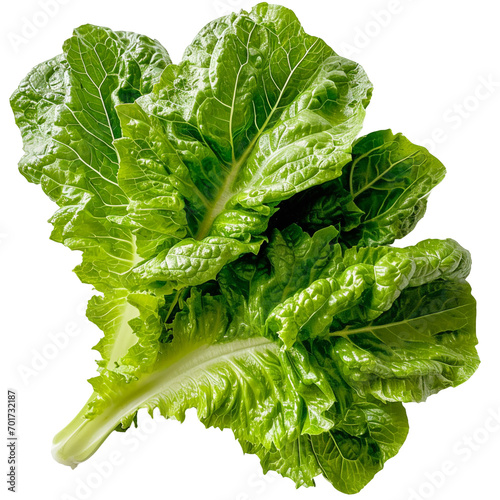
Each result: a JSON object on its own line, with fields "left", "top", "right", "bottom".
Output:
{"left": 10, "top": 3, "right": 478, "bottom": 494}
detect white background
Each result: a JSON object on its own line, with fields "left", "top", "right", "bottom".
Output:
{"left": 1, "top": 1, "right": 499, "bottom": 499}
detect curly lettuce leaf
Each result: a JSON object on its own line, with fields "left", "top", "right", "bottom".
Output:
{"left": 240, "top": 399, "right": 408, "bottom": 493}
{"left": 223, "top": 226, "right": 478, "bottom": 400}
{"left": 218, "top": 224, "right": 341, "bottom": 329}
{"left": 52, "top": 289, "right": 339, "bottom": 467}
{"left": 52, "top": 226, "right": 477, "bottom": 494}
{"left": 330, "top": 280, "right": 478, "bottom": 402}
{"left": 266, "top": 237, "right": 471, "bottom": 347}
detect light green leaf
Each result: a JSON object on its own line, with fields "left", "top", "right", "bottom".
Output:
{"left": 266, "top": 238, "right": 471, "bottom": 347}
{"left": 52, "top": 288, "right": 338, "bottom": 467}
{"left": 88, "top": 290, "right": 138, "bottom": 370}
{"left": 11, "top": 25, "right": 172, "bottom": 370}
{"left": 11, "top": 24, "right": 171, "bottom": 289}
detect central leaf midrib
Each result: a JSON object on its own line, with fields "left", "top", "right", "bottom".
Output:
{"left": 107, "top": 295, "right": 140, "bottom": 367}
{"left": 194, "top": 112, "right": 276, "bottom": 240}
{"left": 351, "top": 152, "right": 418, "bottom": 200}
{"left": 330, "top": 303, "right": 471, "bottom": 338}
{"left": 194, "top": 39, "right": 320, "bottom": 240}
{"left": 84, "top": 337, "right": 275, "bottom": 447}
{"left": 55, "top": 335, "right": 275, "bottom": 467}
{"left": 108, "top": 236, "right": 142, "bottom": 366}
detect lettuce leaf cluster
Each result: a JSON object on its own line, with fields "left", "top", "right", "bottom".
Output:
{"left": 11, "top": 3, "right": 478, "bottom": 494}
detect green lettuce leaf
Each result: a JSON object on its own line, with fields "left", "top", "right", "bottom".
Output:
{"left": 266, "top": 237, "right": 471, "bottom": 347}
{"left": 240, "top": 398, "right": 408, "bottom": 493}
{"left": 10, "top": 25, "right": 172, "bottom": 373}
{"left": 52, "top": 288, "right": 339, "bottom": 467}
{"left": 119, "top": 3, "right": 372, "bottom": 292}
{"left": 330, "top": 280, "right": 478, "bottom": 402}
{"left": 10, "top": 25, "right": 171, "bottom": 290}
{"left": 272, "top": 129, "right": 446, "bottom": 246}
